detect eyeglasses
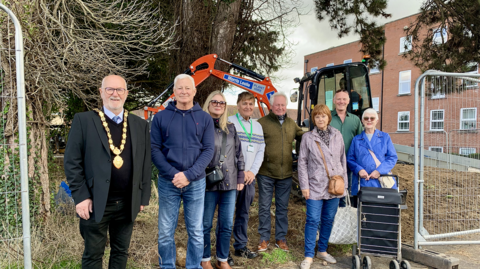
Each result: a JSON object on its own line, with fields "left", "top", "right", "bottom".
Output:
{"left": 363, "top": 117, "right": 376, "bottom": 121}
{"left": 210, "top": 100, "right": 226, "bottom": 106}
{"left": 104, "top": 87, "right": 127, "bottom": 95}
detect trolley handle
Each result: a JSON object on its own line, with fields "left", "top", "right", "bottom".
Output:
{"left": 380, "top": 174, "right": 408, "bottom": 206}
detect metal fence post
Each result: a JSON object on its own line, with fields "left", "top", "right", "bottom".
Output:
{"left": 0, "top": 4, "right": 31, "bottom": 268}
{"left": 414, "top": 70, "right": 480, "bottom": 248}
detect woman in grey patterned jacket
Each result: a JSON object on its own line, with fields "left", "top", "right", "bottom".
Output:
{"left": 201, "top": 91, "right": 245, "bottom": 269}
{"left": 297, "top": 104, "right": 348, "bottom": 268}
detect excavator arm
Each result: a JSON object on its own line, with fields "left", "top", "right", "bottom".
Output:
{"left": 144, "top": 54, "right": 277, "bottom": 120}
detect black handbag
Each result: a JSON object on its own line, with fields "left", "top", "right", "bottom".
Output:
{"left": 205, "top": 131, "right": 227, "bottom": 188}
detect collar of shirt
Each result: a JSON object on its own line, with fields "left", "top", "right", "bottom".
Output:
{"left": 332, "top": 109, "right": 350, "bottom": 118}
{"left": 103, "top": 106, "right": 124, "bottom": 122}
{"left": 240, "top": 115, "right": 251, "bottom": 123}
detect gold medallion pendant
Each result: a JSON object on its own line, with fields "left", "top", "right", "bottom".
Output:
{"left": 94, "top": 108, "right": 129, "bottom": 169}
{"left": 113, "top": 155, "right": 124, "bottom": 169}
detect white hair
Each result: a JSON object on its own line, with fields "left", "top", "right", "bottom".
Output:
{"left": 270, "top": 92, "right": 288, "bottom": 105}
{"left": 174, "top": 74, "right": 195, "bottom": 88}
{"left": 101, "top": 75, "right": 127, "bottom": 91}
{"left": 362, "top": 108, "right": 379, "bottom": 120}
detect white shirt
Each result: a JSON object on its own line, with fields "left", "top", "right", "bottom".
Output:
{"left": 228, "top": 114, "right": 265, "bottom": 175}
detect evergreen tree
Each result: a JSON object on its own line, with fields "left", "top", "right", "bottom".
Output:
{"left": 314, "top": 0, "right": 480, "bottom": 72}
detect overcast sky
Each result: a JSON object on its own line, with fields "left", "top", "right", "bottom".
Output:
{"left": 224, "top": 0, "right": 423, "bottom": 109}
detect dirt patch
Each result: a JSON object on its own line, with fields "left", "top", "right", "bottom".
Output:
{"left": 392, "top": 163, "right": 416, "bottom": 243}
{"left": 33, "top": 160, "right": 480, "bottom": 268}
{"left": 133, "top": 164, "right": 480, "bottom": 268}
{"left": 392, "top": 163, "right": 480, "bottom": 243}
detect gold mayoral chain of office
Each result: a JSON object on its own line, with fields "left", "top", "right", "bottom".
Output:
{"left": 94, "top": 108, "right": 128, "bottom": 169}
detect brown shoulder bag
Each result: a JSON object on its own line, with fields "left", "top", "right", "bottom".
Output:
{"left": 315, "top": 141, "right": 345, "bottom": 196}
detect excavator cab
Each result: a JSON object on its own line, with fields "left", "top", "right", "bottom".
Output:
{"left": 293, "top": 62, "right": 373, "bottom": 128}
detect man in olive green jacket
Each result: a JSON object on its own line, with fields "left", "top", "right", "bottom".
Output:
{"left": 256, "top": 92, "right": 304, "bottom": 252}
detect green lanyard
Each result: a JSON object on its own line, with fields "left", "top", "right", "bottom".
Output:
{"left": 236, "top": 113, "right": 253, "bottom": 143}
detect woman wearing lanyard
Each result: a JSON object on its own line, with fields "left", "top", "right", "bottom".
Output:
{"left": 227, "top": 92, "right": 265, "bottom": 264}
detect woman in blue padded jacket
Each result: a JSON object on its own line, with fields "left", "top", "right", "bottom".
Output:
{"left": 347, "top": 108, "right": 398, "bottom": 205}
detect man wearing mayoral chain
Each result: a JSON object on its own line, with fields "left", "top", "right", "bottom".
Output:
{"left": 64, "top": 75, "right": 152, "bottom": 269}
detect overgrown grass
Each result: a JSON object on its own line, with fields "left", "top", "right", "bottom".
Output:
{"left": 0, "top": 259, "right": 81, "bottom": 269}
{"left": 0, "top": 193, "right": 161, "bottom": 269}
{"left": 328, "top": 244, "right": 354, "bottom": 256}
{"left": 0, "top": 157, "right": 353, "bottom": 268}
{"left": 261, "top": 248, "right": 296, "bottom": 265}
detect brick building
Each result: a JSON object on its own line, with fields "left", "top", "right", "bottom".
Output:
{"left": 304, "top": 14, "right": 480, "bottom": 155}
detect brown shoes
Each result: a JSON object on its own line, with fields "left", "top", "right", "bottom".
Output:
{"left": 201, "top": 261, "right": 214, "bottom": 269}
{"left": 275, "top": 240, "right": 289, "bottom": 252}
{"left": 215, "top": 260, "right": 232, "bottom": 269}
{"left": 258, "top": 240, "right": 269, "bottom": 252}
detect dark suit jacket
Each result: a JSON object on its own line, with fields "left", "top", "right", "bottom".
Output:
{"left": 64, "top": 110, "right": 151, "bottom": 222}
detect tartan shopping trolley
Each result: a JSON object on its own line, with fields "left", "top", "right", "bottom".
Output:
{"left": 351, "top": 175, "right": 411, "bottom": 269}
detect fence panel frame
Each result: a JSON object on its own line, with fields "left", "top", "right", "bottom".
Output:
{"left": 0, "top": 3, "right": 31, "bottom": 268}
{"left": 414, "top": 70, "right": 480, "bottom": 249}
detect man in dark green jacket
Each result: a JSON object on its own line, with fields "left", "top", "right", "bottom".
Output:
{"left": 256, "top": 92, "right": 304, "bottom": 252}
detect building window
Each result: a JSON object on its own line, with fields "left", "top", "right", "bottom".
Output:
{"left": 398, "top": 111, "right": 410, "bottom": 131}
{"left": 460, "top": 108, "right": 477, "bottom": 130}
{"left": 428, "top": 76, "right": 446, "bottom": 99}
{"left": 399, "top": 70, "right": 411, "bottom": 95}
{"left": 400, "top": 36, "right": 412, "bottom": 53}
{"left": 370, "top": 60, "right": 380, "bottom": 74}
{"left": 433, "top": 27, "right": 448, "bottom": 44}
{"left": 311, "top": 67, "right": 318, "bottom": 73}
{"left": 429, "top": 147, "right": 443, "bottom": 153}
{"left": 344, "top": 59, "right": 352, "bottom": 64}
{"left": 372, "top": 97, "right": 380, "bottom": 112}
{"left": 430, "top": 110, "right": 444, "bottom": 131}
{"left": 326, "top": 63, "right": 334, "bottom": 67}
{"left": 430, "top": 82, "right": 446, "bottom": 99}
{"left": 459, "top": 148, "right": 476, "bottom": 156}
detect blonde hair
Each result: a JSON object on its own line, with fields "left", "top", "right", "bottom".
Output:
{"left": 203, "top": 91, "right": 230, "bottom": 134}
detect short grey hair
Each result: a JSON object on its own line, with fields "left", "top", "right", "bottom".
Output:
{"left": 362, "top": 108, "right": 378, "bottom": 120}
{"left": 270, "top": 92, "right": 288, "bottom": 105}
{"left": 174, "top": 74, "right": 195, "bottom": 88}
{"left": 101, "top": 75, "right": 127, "bottom": 91}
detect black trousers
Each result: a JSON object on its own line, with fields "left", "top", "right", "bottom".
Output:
{"left": 79, "top": 200, "right": 134, "bottom": 269}
{"left": 233, "top": 180, "right": 256, "bottom": 250}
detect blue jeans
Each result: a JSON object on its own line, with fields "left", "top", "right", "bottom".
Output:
{"left": 202, "top": 190, "right": 236, "bottom": 262}
{"left": 305, "top": 198, "right": 339, "bottom": 257}
{"left": 157, "top": 176, "right": 205, "bottom": 269}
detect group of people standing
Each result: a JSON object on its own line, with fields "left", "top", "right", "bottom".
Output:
{"left": 297, "top": 88, "right": 398, "bottom": 269}
{"left": 64, "top": 73, "right": 397, "bottom": 269}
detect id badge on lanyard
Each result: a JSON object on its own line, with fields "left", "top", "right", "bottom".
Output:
{"left": 247, "top": 144, "right": 254, "bottom": 152}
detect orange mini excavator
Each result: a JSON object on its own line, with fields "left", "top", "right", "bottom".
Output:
{"left": 143, "top": 54, "right": 278, "bottom": 120}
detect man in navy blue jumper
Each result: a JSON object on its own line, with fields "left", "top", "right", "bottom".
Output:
{"left": 151, "top": 74, "right": 215, "bottom": 269}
